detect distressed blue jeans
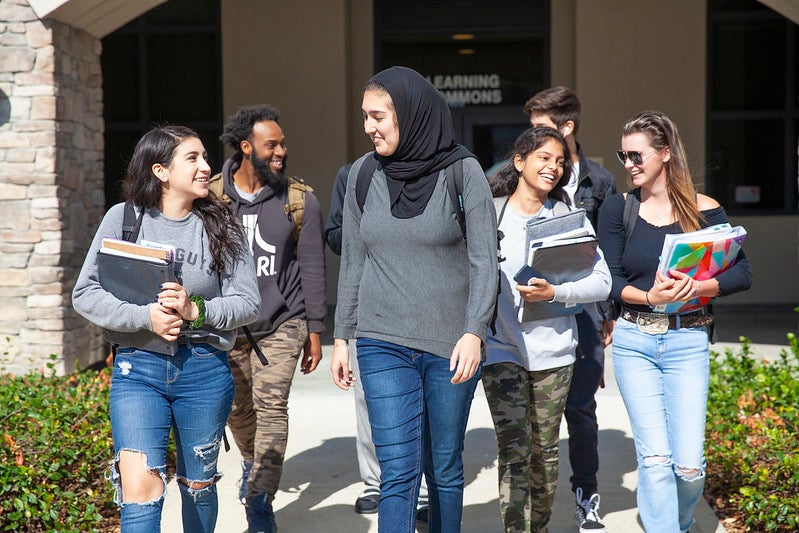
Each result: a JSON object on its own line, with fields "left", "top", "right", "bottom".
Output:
{"left": 356, "top": 337, "right": 480, "bottom": 533}
{"left": 612, "top": 317, "right": 709, "bottom": 533}
{"left": 109, "top": 342, "right": 234, "bottom": 533}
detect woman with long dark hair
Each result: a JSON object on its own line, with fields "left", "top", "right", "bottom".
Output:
{"left": 485, "top": 127, "right": 610, "bottom": 532}
{"left": 597, "top": 111, "right": 752, "bottom": 532}
{"left": 330, "top": 66, "right": 498, "bottom": 533}
{"left": 73, "top": 125, "right": 259, "bottom": 532}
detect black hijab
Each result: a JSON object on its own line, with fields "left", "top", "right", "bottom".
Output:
{"left": 369, "top": 66, "right": 474, "bottom": 218}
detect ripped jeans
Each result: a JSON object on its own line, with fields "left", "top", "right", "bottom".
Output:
{"left": 612, "top": 318, "right": 709, "bottom": 533}
{"left": 110, "top": 342, "right": 234, "bottom": 533}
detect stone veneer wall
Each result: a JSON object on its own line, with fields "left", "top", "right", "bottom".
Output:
{"left": 0, "top": 0, "right": 105, "bottom": 375}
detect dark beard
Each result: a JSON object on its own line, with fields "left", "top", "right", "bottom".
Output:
{"left": 252, "top": 152, "right": 288, "bottom": 192}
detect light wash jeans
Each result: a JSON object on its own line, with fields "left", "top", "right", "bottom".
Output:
{"left": 109, "top": 342, "right": 234, "bottom": 533}
{"left": 612, "top": 317, "right": 709, "bottom": 533}
{"left": 356, "top": 337, "right": 480, "bottom": 533}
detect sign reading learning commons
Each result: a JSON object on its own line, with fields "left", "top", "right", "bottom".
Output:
{"left": 426, "top": 74, "right": 503, "bottom": 107}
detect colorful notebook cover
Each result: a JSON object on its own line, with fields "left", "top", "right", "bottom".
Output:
{"left": 654, "top": 223, "right": 747, "bottom": 314}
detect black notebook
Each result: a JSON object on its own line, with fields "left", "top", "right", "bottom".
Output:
{"left": 518, "top": 237, "right": 598, "bottom": 322}
{"left": 97, "top": 250, "right": 177, "bottom": 355}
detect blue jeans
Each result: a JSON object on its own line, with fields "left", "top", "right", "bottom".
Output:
{"left": 109, "top": 342, "right": 234, "bottom": 533}
{"left": 566, "top": 308, "right": 605, "bottom": 496}
{"left": 356, "top": 338, "right": 480, "bottom": 533}
{"left": 612, "top": 318, "right": 709, "bottom": 533}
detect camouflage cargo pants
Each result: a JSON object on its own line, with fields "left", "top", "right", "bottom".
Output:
{"left": 227, "top": 318, "right": 308, "bottom": 500}
{"left": 482, "top": 362, "right": 573, "bottom": 533}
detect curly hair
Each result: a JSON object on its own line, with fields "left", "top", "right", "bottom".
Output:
{"left": 489, "top": 127, "right": 572, "bottom": 204}
{"left": 219, "top": 104, "right": 281, "bottom": 153}
{"left": 123, "top": 125, "right": 245, "bottom": 273}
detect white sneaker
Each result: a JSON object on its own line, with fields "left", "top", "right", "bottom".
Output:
{"left": 574, "top": 487, "right": 607, "bottom": 533}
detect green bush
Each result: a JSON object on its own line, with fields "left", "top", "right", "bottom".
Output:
{"left": 0, "top": 357, "right": 117, "bottom": 532}
{"left": 707, "top": 333, "right": 799, "bottom": 532}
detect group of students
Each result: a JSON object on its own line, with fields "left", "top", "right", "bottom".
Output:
{"left": 72, "top": 64, "right": 751, "bottom": 533}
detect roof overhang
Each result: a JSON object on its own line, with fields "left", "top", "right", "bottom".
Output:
{"left": 27, "top": 0, "right": 167, "bottom": 38}
{"left": 758, "top": 0, "right": 799, "bottom": 24}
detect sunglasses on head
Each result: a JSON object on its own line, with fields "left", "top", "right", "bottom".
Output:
{"left": 616, "top": 150, "right": 657, "bottom": 166}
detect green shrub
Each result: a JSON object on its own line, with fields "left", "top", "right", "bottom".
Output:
{"left": 0, "top": 357, "right": 117, "bottom": 532}
{"left": 707, "top": 333, "right": 799, "bottom": 532}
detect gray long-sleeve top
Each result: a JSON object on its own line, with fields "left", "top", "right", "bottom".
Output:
{"left": 333, "top": 155, "right": 498, "bottom": 359}
{"left": 73, "top": 203, "right": 260, "bottom": 352}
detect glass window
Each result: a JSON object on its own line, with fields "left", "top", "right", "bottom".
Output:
{"left": 146, "top": 34, "right": 219, "bottom": 123}
{"left": 374, "top": 0, "right": 548, "bottom": 168}
{"left": 707, "top": 1, "right": 799, "bottom": 214}
{"left": 711, "top": 19, "right": 785, "bottom": 110}
{"left": 101, "top": 35, "right": 139, "bottom": 122}
{"left": 708, "top": 118, "right": 784, "bottom": 210}
{"left": 101, "top": 0, "right": 221, "bottom": 211}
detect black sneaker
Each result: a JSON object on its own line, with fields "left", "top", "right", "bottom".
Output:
{"left": 574, "top": 488, "right": 606, "bottom": 533}
{"left": 416, "top": 502, "right": 429, "bottom": 524}
{"left": 354, "top": 487, "right": 380, "bottom": 514}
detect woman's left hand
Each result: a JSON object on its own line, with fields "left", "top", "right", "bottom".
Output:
{"left": 516, "top": 278, "right": 555, "bottom": 303}
{"left": 450, "top": 333, "right": 482, "bottom": 384}
{"left": 157, "top": 281, "right": 198, "bottom": 322}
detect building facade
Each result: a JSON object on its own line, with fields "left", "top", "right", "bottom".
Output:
{"left": 1, "top": 0, "right": 797, "bottom": 374}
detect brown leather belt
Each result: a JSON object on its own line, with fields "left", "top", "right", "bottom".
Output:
{"left": 620, "top": 307, "right": 714, "bottom": 331}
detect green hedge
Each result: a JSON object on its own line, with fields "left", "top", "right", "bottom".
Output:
{"left": 707, "top": 332, "right": 799, "bottom": 532}
{"left": 0, "top": 357, "right": 116, "bottom": 532}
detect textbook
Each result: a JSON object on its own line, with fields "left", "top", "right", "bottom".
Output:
{"left": 518, "top": 236, "right": 598, "bottom": 322}
{"left": 98, "top": 239, "right": 177, "bottom": 355}
{"left": 654, "top": 223, "right": 747, "bottom": 314}
{"left": 525, "top": 208, "right": 586, "bottom": 251}
{"left": 100, "top": 238, "right": 174, "bottom": 263}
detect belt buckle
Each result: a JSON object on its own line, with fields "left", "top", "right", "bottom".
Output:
{"left": 636, "top": 313, "right": 669, "bottom": 335}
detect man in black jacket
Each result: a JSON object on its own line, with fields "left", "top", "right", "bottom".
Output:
{"left": 524, "top": 86, "right": 616, "bottom": 533}
{"left": 214, "top": 104, "right": 326, "bottom": 533}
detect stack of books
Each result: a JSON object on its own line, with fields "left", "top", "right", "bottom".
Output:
{"left": 517, "top": 210, "right": 598, "bottom": 322}
{"left": 98, "top": 238, "right": 177, "bottom": 355}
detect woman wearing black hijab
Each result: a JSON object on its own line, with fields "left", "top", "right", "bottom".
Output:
{"left": 331, "top": 66, "right": 498, "bottom": 532}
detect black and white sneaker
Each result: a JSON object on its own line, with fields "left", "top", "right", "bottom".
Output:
{"left": 574, "top": 488, "right": 607, "bottom": 533}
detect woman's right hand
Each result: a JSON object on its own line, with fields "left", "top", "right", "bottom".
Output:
{"left": 330, "top": 340, "right": 355, "bottom": 391}
{"left": 149, "top": 303, "right": 184, "bottom": 341}
{"left": 649, "top": 271, "right": 695, "bottom": 305}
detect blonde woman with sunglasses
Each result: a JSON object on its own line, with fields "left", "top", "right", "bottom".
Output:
{"left": 597, "top": 110, "right": 752, "bottom": 532}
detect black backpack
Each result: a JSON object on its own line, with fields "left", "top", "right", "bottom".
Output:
{"left": 121, "top": 202, "right": 269, "bottom": 366}
{"left": 354, "top": 152, "right": 467, "bottom": 242}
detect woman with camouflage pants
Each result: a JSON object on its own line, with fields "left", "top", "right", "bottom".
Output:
{"left": 484, "top": 128, "right": 611, "bottom": 532}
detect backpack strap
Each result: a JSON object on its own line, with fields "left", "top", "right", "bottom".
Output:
{"left": 355, "top": 152, "right": 380, "bottom": 213}
{"left": 283, "top": 177, "right": 312, "bottom": 243}
{"left": 623, "top": 187, "right": 640, "bottom": 246}
{"left": 121, "top": 201, "right": 144, "bottom": 243}
{"left": 445, "top": 159, "right": 467, "bottom": 242}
